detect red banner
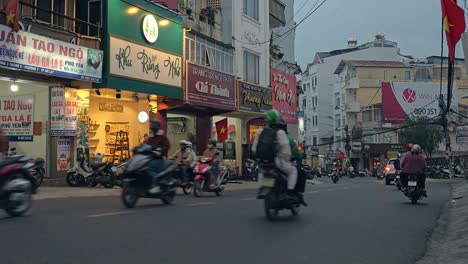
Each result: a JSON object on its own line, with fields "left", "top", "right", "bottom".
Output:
{"left": 215, "top": 118, "right": 228, "bottom": 142}
{"left": 271, "top": 68, "right": 297, "bottom": 123}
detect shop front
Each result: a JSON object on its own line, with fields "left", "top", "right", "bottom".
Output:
{"left": 0, "top": 22, "right": 103, "bottom": 178}
{"left": 91, "top": 0, "right": 184, "bottom": 162}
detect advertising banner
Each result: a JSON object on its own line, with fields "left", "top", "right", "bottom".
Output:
{"left": 271, "top": 68, "right": 297, "bottom": 123}
{"left": 0, "top": 95, "right": 34, "bottom": 141}
{"left": 456, "top": 125, "right": 468, "bottom": 144}
{"left": 186, "top": 63, "right": 236, "bottom": 110}
{"left": 238, "top": 81, "right": 272, "bottom": 113}
{"left": 57, "top": 138, "right": 71, "bottom": 171}
{"left": 51, "top": 88, "right": 77, "bottom": 136}
{"left": 382, "top": 82, "right": 458, "bottom": 123}
{"left": 0, "top": 24, "right": 103, "bottom": 82}
{"left": 109, "top": 36, "right": 182, "bottom": 88}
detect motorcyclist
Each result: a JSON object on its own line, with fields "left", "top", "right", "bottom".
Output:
{"left": 202, "top": 139, "right": 222, "bottom": 188}
{"left": 401, "top": 144, "right": 427, "bottom": 197}
{"left": 170, "top": 140, "right": 196, "bottom": 182}
{"left": 252, "top": 109, "right": 297, "bottom": 199}
{"left": 144, "top": 119, "right": 175, "bottom": 193}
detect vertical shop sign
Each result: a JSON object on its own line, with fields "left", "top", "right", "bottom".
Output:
{"left": 50, "top": 87, "right": 77, "bottom": 136}
{"left": 64, "top": 88, "right": 77, "bottom": 133}
{"left": 271, "top": 68, "right": 297, "bottom": 123}
{"left": 0, "top": 95, "right": 34, "bottom": 141}
{"left": 57, "top": 137, "right": 71, "bottom": 171}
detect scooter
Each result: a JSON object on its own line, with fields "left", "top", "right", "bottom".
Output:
{"left": 330, "top": 169, "right": 339, "bottom": 183}
{"left": 245, "top": 159, "right": 259, "bottom": 181}
{"left": 193, "top": 157, "right": 228, "bottom": 197}
{"left": 404, "top": 174, "right": 425, "bottom": 204}
{"left": 0, "top": 155, "right": 33, "bottom": 217}
{"left": 121, "top": 144, "right": 177, "bottom": 208}
{"left": 8, "top": 148, "right": 44, "bottom": 191}
{"left": 66, "top": 153, "right": 114, "bottom": 188}
{"left": 173, "top": 164, "right": 194, "bottom": 195}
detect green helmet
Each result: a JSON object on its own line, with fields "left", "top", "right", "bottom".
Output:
{"left": 265, "top": 109, "right": 285, "bottom": 125}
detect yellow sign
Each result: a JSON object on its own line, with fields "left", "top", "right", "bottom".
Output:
{"left": 387, "top": 151, "right": 398, "bottom": 159}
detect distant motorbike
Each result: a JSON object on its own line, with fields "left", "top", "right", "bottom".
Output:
{"left": 404, "top": 174, "right": 425, "bottom": 204}
{"left": 301, "top": 164, "right": 314, "bottom": 179}
{"left": 121, "top": 145, "right": 177, "bottom": 208}
{"left": 245, "top": 159, "right": 259, "bottom": 181}
{"left": 358, "top": 169, "right": 369, "bottom": 177}
{"left": 331, "top": 169, "right": 339, "bottom": 184}
{"left": 193, "top": 157, "right": 228, "bottom": 197}
{"left": 66, "top": 154, "right": 115, "bottom": 188}
{"left": 0, "top": 155, "right": 33, "bottom": 217}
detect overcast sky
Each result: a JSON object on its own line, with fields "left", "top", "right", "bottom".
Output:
{"left": 294, "top": 0, "right": 466, "bottom": 68}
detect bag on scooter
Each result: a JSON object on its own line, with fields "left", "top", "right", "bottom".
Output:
{"left": 295, "top": 167, "right": 307, "bottom": 193}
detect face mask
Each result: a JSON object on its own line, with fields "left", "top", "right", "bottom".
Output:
{"left": 207, "top": 144, "right": 213, "bottom": 149}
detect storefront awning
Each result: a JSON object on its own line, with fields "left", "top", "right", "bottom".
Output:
{"left": 168, "top": 104, "right": 235, "bottom": 116}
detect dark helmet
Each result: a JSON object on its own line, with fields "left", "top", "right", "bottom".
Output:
{"left": 150, "top": 119, "right": 161, "bottom": 132}
{"left": 208, "top": 139, "right": 217, "bottom": 147}
{"left": 406, "top": 143, "right": 413, "bottom": 151}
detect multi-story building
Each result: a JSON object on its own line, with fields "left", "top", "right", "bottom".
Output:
{"left": 300, "top": 34, "right": 409, "bottom": 156}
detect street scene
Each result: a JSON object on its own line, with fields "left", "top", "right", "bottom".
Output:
{"left": 1, "top": 0, "right": 468, "bottom": 263}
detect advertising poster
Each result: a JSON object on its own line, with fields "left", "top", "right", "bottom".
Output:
{"left": 57, "top": 137, "right": 71, "bottom": 171}
{"left": 51, "top": 88, "right": 77, "bottom": 136}
{"left": 271, "top": 68, "right": 297, "bottom": 123}
{"left": 0, "top": 95, "right": 34, "bottom": 141}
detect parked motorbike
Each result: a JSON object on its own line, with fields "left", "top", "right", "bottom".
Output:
{"left": 66, "top": 153, "right": 114, "bottom": 188}
{"left": 121, "top": 145, "right": 177, "bottom": 208}
{"left": 358, "top": 169, "right": 369, "bottom": 177}
{"left": 0, "top": 155, "right": 33, "bottom": 217}
{"left": 300, "top": 164, "right": 314, "bottom": 180}
{"left": 257, "top": 163, "right": 307, "bottom": 221}
{"left": 245, "top": 159, "right": 259, "bottom": 181}
{"left": 193, "top": 157, "right": 228, "bottom": 197}
{"left": 404, "top": 174, "right": 425, "bottom": 204}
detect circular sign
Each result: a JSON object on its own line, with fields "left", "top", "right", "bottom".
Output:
{"left": 142, "top": 15, "right": 159, "bottom": 43}
{"left": 138, "top": 111, "right": 149, "bottom": 123}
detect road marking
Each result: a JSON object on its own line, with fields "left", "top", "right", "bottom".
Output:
{"left": 307, "top": 191, "right": 319, "bottom": 194}
{"left": 326, "top": 188, "right": 335, "bottom": 191}
{"left": 240, "top": 198, "right": 256, "bottom": 201}
{"left": 88, "top": 211, "right": 134, "bottom": 218}
{"left": 185, "top": 202, "right": 216, "bottom": 206}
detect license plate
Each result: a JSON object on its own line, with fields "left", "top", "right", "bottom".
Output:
{"left": 111, "top": 167, "right": 118, "bottom": 172}
{"left": 408, "top": 181, "right": 417, "bottom": 187}
{"left": 263, "top": 178, "right": 275, "bottom": 187}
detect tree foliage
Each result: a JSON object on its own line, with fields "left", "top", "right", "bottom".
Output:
{"left": 399, "top": 116, "right": 443, "bottom": 158}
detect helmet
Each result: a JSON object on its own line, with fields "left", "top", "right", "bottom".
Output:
{"left": 406, "top": 143, "right": 413, "bottom": 151}
{"left": 265, "top": 109, "right": 285, "bottom": 125}
{"left": 208, "top": 139, "right": 217, "bottom": 147}
{"left": 411, "top": 144, "right": 422, "bottom": 153}
{"left": 150, "top": 119, "right": 161, "bottom": 132}
{"left": 186, "top": 141, "right": 193, "bottom": 148}
{"left": 179, "top": 140, "right": 189, "bottom": 146}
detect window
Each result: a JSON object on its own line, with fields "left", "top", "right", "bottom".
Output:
{"left": 303, "top": 84, "right": 306, "bottom": 91}
{"left": 185, "top": 33, "right": 234, "bottom": 74}
{"left": 313, "top": 137, "right": 317, "bottom": 146}
{"left": 373, "top": 108, "right": 381, "bottom": 121}
{"left": 35, "top": 0, "right": 66, "bottom": 27}
{"left": 302, "top": 98, "right": 306, "bottom": 108}
{"left": 363, "top": 110, "right": 372, "bottom": 122}
{"left": 243, "top": 0, "right": 259, "bottom": 20}
{"left": 405, "top": 71, "right": 411, "bottom": 80}
{"left": 244, "top": 50, "right": 260, "bottom": 84}
{"left": 335, "top": 115, "right": 341, "bottom": 128}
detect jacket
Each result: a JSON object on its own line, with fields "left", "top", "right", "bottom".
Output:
{"left": 251, "top": 128, "right": 291, "bottom": 162}
{"left": 401, "top": 152, "right": 427, "bottom": 175}
{"left": 144, "top": 130, "right": 170, "bottom": 157}
{"left": 170, "top": 148, "right": 196, "bottom": 167}
{"left": 202, "top": 148, "right": 222, "bottom": 162}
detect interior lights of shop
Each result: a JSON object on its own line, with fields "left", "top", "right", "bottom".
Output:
{"left": 95, "top": 89, "right": 101, "bottom": 96}
{"left": 126, "top": 6, "right": 139, "bottom": 15}
{"left": 158, "top": 19, "right": 170, "bottom": 26}
{"left": 10, "top": 84, "right": 18, "bottom": 92}
{"left": 116, "top": 90, "right": 121, "bottom": 99}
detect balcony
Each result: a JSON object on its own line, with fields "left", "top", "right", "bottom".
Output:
{"left": 183, "top": 5, "right": 222, "bottom": 41}
{"left": 345, "top": 102, "right": 361, "bottom": 113}
{"left": 341, "top": 77, "right": 359, "bottom": 89}
{"left": 269, "top": 0, "right": 286, "bottom": 29}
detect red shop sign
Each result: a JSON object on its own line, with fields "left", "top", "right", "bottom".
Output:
{"left": 271, "top": 68, "right": 297, "bottom": 123}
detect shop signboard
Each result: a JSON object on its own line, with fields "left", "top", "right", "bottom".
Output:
{"left": 382, "top": 82, "right": 458, "bottom": 123}
{"left": 186, "top": 63, "right": 236, "bottom": 110}
{"left": 223, "top": 141, "right": 236, "bottom": 160}
{"left": 271, "top": 68, "right": 297, "bottom": 123}
{"left": 237, "top": 81, "right": 272, "bottom": 113}
{"left": 0, "top": 24, "right": 103, "bottom": 82}
{"left": 109, "top": 36, "right": 182, "bottom": 88}
{"left": 0, "top": 94, "right": 34, "bottom": 141}
{"left": 50, "top": 87, "right": 77, "bottom": 136}
{"left": 57, "top": 137, "right": 71, "bottom": 171}
{"left": 456, "top": 125, "right": 468, "bottom": 144}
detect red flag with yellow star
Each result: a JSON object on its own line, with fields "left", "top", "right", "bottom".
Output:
{"left": 4, "top": 0, "right": 19, "bottom": 32}
{"left": 215, "top": 118, "right": 228, "bottom": 142}
{"left": 441, "top": 0, "right": 466, "bottom": 62}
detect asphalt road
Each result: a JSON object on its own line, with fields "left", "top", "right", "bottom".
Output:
{"left": 0, "top": 178, "right": 449, "bottom": 264}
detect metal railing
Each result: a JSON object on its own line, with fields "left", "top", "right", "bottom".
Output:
{"left": 18, "top": 1, "right": 101, "bottom": 38}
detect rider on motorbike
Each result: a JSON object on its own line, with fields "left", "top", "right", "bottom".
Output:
{"left": 202, "top": 139, "right": 222, "bottom": 188}
{"left": 144, "top": 119, "right": 175, "bottom": 194}
{"left": 170, "top": 140, "right": 196, "bottom": 182}
{"left": 252, "top": 109, "right": 297, "bottom": 200}
{"left": 400, "top": 144, "right": 427, "bottom": 197}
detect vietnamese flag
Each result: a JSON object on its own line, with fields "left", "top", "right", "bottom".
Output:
{"left": 441, "top": 0, "right": 466, "bottom": 62}
{"left": 4, "top": 0, "right": 19, "bottom": 32}
{"left": 215, "top": 118, "right": 228, "bottom": 142}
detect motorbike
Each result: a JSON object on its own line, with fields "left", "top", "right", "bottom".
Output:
{"left": 405, "top": 174, "right": 425, "bottom": 204}
{"left": 121, "top": 145, "right": 177, "bottom": 208}
{"left": 395, "top": 174, "right": 402, "bottom": 190}
{"left": 66, "top": 154, "right": 115, "bottom": 188}
{"left": 8, "top": 148, "right": 44, "bottom": 192}
{"left": 193, "top": 157, "right": 228, "bottom": 197}
{"left": 0, "top": 155, "right": 34, "bottom": 217}
{"left": 301, "top": 164, "right": 314, "bottom": 179}
{"left": 358, "top": 169, "right": 369, "bottom": 177}
{"left": 330, "top": 169, "right": 339, "bottom": 183}
{"left": 257, "top": 163, "right": 307, "bottom": 221}
{"left": 173, "top": 164, "right": 194, "bottom": 195}
{"left": 245, "top": 159, "right": 259, "bottom": 181}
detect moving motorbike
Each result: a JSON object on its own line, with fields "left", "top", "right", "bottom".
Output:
{"left": 245, "top": 159, "right": 259, "bottom": 181}
{"left": 8, "top": 148, "right": 44, "bottom": 191}
{"left": 0, "top": 155, "right": 33, "bottom": 217}
{"left": 173, "top": 164, "right": 194, "bottom": 195}
{"left": 257, "top": 163, "right": 307, "bottom": 221}
{"left": 193, "top": 157, "right": 227, "bottom": 197}
{"left": 405, "top": 174, "right": 425, "bottom": 204}
{"left": 330, "top": 169, "right": 339, "bottom": 184}
{"left": 66, "top": 153, "right": 114, "bottom": 188}
{"left": 121, "top": 145, "right": 177, "bottom": 208}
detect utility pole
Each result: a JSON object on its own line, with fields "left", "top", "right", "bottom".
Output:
{"left": 344, "top": 124, "right": 351, "bottom": 159}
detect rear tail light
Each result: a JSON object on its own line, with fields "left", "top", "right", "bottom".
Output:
{"left": 385, "top": 166, "right": 391, "bottom": 172}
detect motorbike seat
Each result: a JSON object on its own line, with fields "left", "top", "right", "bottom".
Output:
{"left": 91, "top": 162, "right": 108, "bottom": 170}
{"left": 0, "top": 156, "right": 23, "bottom": 168}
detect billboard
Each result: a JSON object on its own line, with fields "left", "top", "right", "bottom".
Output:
{"left": 382, "top": 82, "right": 458, "bottom": 123}
{"left": 271, "top": 68, "right": 297, "bottom": 124}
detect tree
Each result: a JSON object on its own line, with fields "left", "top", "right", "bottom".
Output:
{"left": 399, "top": 116, "right": 443, "bottom": 158}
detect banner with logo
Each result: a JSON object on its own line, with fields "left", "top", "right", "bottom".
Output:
{"left": 57, "top": 137, "right": 71, "bottom": 171}
{"left": 238, "top": 81, "right": 272, "bottom": 113}
{"left": 0, "top": 95, "right": 34, "bottom": 141}
{"left": 0, "top": 24, "right": 103, "bottom": 82}
{"left": 51, "top": 87, "right": 77, "bottom": 136}
{"left": 186, "top": 63, "right": 236, "bottom": 110}
{"left": 382, "top": 82, "right": 458, "bottom": 123}
{"left": 271, "top": 68, "right": 297, "bottom": 123}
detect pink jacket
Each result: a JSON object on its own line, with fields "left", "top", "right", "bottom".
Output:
{"left": 401, "top": 153, "right": 427, "bottom": 175}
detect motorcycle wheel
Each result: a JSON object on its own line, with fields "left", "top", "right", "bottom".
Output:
{"left": 66, "top": 172, "right": 81, "bottom": 187}
{"left": 6, "top": 189, "right": 32, "bottom": 217}
{"left": 121, "top": 187, "right": 138, "bottom": 208}
{"left": 291, "top": 204, "right": 300, "bottom": 216}
{"left": 411, "top": 197, "right": 418, "bottom": 204}
{"left": 264, "top": 194, "right": 278, "bottom": 221}
{"left": 103, "top": 182, "right": 114, "bottom": 189}
{"left": 215, "top": 188, "right": 224, "bottom": 196}
{"left": 193, "top": 180, "right": 203, "bottom": 197}
{"left": 161, "top": 191, "right": 176, "bottom": 205}
{"left": 182, "top": 182, "right": 193, "bottom": 195}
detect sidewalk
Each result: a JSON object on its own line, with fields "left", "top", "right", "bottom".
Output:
{"left": 417, "top": 179, "right": 468, "bottom": 264}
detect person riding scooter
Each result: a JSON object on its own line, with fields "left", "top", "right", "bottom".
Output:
{"left": 202, "top": 139, "right": 222, "bottom": 189}
{"left": 170, "top": 140, "right": 196, "bottom": 182}
{"left": 401, "top": 144, "right": 427, "bottom": 197}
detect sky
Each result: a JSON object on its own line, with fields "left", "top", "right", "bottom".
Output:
{"left": 294, "top": 0, "right": 466, "bottom": 68}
